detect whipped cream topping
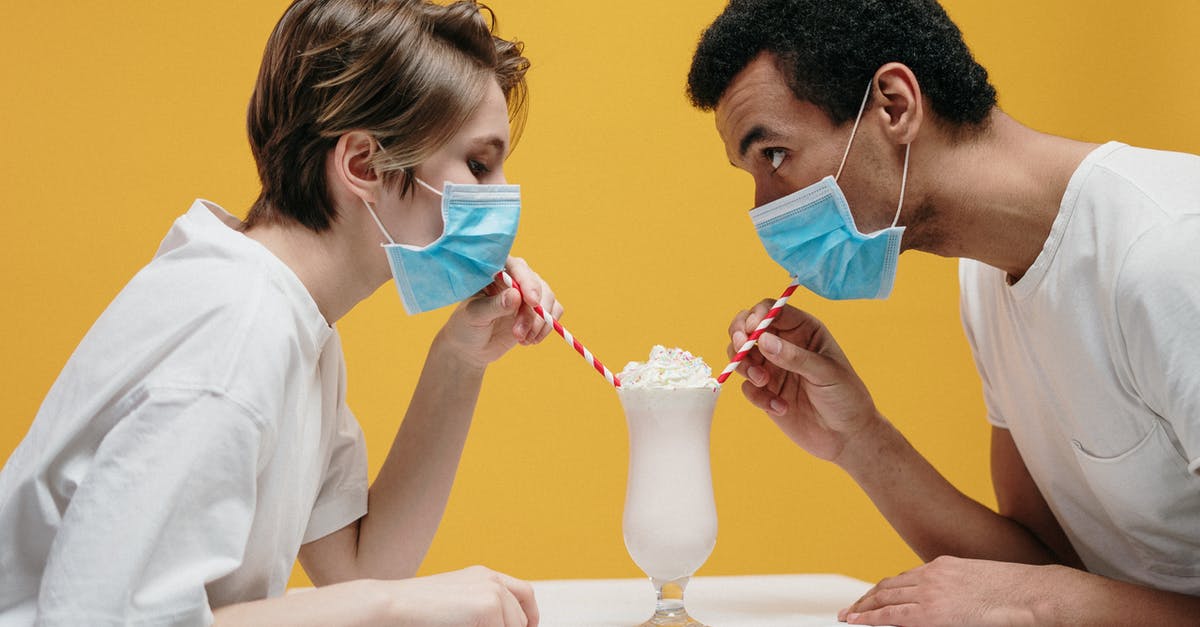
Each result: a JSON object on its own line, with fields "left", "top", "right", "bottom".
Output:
{"left": 619, "top": 345, "right": 719, "bottom": 389}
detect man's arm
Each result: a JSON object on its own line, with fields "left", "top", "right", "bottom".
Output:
{"left": 730, "top": 303, "right": 1074, "bottom": 565}
{"left": 839, "top": 555, "right": 1200, "bottom": 626}
{"left": 990, "top": 426, "right": 1082, "bottom": 568}
{"left": 833, "top": 411, "right": 1065, "bottom": 565}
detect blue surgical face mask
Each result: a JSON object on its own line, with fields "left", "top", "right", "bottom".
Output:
{"left": 364, "top": 178, "right": 520, "bottom": 315}
{"left": 750, "top": 82, "right": 911, "bottom": 300}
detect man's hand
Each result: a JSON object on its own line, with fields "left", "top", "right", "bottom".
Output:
{"left": 727, "top": 301, "right": 880, "bottom": 463}
{"left": 838, "top": 556, "right": 1056, "bottom": 626}
{"left": 437, "top": 256, "right": 562, "bottom": 370}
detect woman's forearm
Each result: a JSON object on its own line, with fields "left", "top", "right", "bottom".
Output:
{"left": 213, "top": 580, "right": 391, "bottom": 627}
{"left": 353, "top": 333, "right": 487, "bottom": 579}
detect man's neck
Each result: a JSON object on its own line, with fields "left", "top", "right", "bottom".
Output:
{"left": 909, "top": 111, "right": 1100, "bottom": 281}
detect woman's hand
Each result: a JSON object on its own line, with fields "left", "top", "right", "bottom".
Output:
{"left": 380, "top": 565, "right": 539, "bottom": 627}
{"left": 437, "top": 256, "right": 563, "bottom": 370}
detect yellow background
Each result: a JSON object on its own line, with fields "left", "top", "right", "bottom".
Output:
{"left": 2, "top": 1, "right": 1198, "bottom": 591}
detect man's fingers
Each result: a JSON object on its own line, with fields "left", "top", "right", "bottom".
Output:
{"left": 873, "top": 569, "right": 920, "bottom": 590}
{"left": 728, "top": 309, "right": 751, "bottom": 343}
{"left": 845, "top": 603, "right": 922, "bottom": 626}
{"left": 845, "top": 585, "right": 918, "bottom": 615}
{"left": 741, "top": 379, "right": 787, "bottom": 416}
{"left": 756, "top": 332, "right": 841, "bottom": 386}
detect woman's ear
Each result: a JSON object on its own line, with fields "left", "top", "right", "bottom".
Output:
{"left": 330, "top": 130, "right": 381, "bottom": 204}
{"left": 872, "top": 62, "right": 924, "bottom": 146}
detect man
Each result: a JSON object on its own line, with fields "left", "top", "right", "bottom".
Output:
{"left": 687, "top": 0, "right": 1200, "bottom": 624}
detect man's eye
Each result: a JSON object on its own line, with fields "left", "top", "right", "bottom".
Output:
{"left": 764, "top": 148, "right": 786, "bottom": 171}
{"left": 468, "top": 159, "right": 490, "bottom": 176}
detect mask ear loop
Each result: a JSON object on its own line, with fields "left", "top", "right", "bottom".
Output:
{"left": 835, "top": 80, "right": 875, "bottom": 181}
{"left": 362, "top": 198, "right": 397, "bottom": 246}
{"left": 364, "top": 140, "right": 399, "bottom": 246}
{"left": 892, "top": 143, "right": 911, "bottom": 228}
{"left": 414, "top": 176, "right": 444, "bottom": 197}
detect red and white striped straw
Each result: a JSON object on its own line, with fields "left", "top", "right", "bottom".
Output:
{"left": 499, "top": 271, "right": 622, "bottom": 388}
{"left": 716, "top": 279, "right": 801, "bottom": 385}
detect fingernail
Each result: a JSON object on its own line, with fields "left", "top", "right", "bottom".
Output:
{"left": 747, "top": 366, "right": 765, "bottom": 384}
{"left": 733, "top": 331, "right": 746, "bottom": 346}
{"left": 837, "top": 608, "right": 846, "bottom": 621}
{"left": 759, "top": 333, "right": 780, "bottom": 354}
{"left": 847, "top": 613, "right": 860, "bottom": 623}
{"left": 769, "top": 398, "right": 786, "bottom": 414}
{"left": 501, "top": 291, "right": 513, "bottom": 308}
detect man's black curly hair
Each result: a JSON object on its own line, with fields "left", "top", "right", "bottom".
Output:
{"left": 687, "top": 0, "right": 997, "bottom": 129}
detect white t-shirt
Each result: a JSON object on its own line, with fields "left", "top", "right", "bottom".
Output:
{"left": 0, "top": 200, "right": 369, "bottom": 625}
{"left": 960, "top": 142, "right": 1200, "bottom": 594}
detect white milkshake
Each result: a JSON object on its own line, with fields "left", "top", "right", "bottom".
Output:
{"left": 619, "top": 346, "right": 719, "bottom": 626}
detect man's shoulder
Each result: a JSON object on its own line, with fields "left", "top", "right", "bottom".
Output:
{"left": 1086, "top": 143, "right": 1200, "bottom": 220}
{"left": 1117, "top": 216, "right": 1200, "bottom": 300}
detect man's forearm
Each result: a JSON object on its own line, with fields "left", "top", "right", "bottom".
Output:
{"left": 354, "top": 334, "right": 487, "bottom": 579}
{"left": 1038, "top": 566, "right": 1200, "bottom": 626}
{"left": 837, "top": 415, "right": 1059, "bottom": 564}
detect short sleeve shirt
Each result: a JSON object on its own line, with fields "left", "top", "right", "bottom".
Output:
{"left": 959, "top": 143, "right": 1200, "bottom": 594}
{"left": 0, "top": 200, "right": 369, "bottom": 625}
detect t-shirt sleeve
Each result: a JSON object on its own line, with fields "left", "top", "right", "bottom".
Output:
{"left": 36, "top": 388, "right": 269, "bottom": 626}
{"left": 959, "top": 258, "right": 1009, "bottom": 429}
{"left": 302, "top": 403, "right": 368, "bottom": 544}
{"left": 1117, "top": 217, "right": 1200, "bottom": 475}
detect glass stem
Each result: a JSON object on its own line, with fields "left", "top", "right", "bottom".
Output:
{"left": 652, "top": 577, "right": 690, "bottom": 617}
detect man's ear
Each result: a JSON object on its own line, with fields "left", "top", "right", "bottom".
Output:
{"left": 871, "top": 63, "right": 924, "bottom": 146}
{"left": 331, "top": 130, "right": 381, "bottom": 204}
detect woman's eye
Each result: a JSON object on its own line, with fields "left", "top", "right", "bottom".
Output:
{"left": 468, "top": 159, "right": 490, "bottom": 176}
{"left": 765, "top": 148, "right": 786, "bottom": 171}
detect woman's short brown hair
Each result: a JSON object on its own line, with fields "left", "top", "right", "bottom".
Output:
{"left": 245, "top": 0, "right": 529, "bottom": 231}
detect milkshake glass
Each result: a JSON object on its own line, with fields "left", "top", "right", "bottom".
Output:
{"left": 618, "top": 347, "right": 720, "bottom": 627}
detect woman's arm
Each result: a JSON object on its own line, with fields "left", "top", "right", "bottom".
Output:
{"left": 214, "top": 567, "right": 537, "bottom": 627}
{"left": 302, "top": 336, "right": 489, "bottom": 583}
{"left": 300, "top": 258, "right": 560, "bottom": 584}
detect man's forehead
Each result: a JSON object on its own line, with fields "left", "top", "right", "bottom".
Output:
{"left": 715, "top": 55, "right": 793, "bottom": 159}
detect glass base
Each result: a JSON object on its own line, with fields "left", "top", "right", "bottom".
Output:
{"left": 635, "top": 611, "right": 706, "bottom": 626}
{"left": 636, "top": 597, "right": 706, "bottom": 626}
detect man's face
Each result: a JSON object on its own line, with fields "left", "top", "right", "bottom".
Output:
{"left": 716, "top": 53, "right": 888, "bottom": 229}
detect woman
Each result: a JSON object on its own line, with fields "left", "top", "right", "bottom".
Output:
{"left": 0, "top": 1, "right": 552, "bottom": 624}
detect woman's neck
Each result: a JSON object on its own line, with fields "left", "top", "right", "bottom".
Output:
{"left": 244, "top": 213, "right": 388, "bottom": 325}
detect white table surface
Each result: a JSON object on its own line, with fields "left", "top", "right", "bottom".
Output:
{"left": 531, "top": 574, "right": 877, "bottom": 627}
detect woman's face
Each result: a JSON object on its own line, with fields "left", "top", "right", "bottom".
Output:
{"left": 378, "top": 80, "right": 512, "bottom": 247}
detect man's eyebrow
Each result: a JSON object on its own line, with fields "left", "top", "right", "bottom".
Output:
{"left": 738, "top": 124, "right": 779, "bottom": 160}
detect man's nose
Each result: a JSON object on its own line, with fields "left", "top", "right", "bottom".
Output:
{"left": 754, "top": 181, "right": 786, "bottom": 208}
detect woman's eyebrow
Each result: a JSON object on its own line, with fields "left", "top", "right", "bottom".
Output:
{"left": 471, "top": 136, "right": 508, "bottom": 155}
